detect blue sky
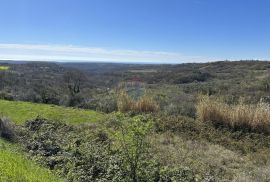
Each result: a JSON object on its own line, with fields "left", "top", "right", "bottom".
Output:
{"left": 0, "top": 0, "right": 269, "bottom": 63}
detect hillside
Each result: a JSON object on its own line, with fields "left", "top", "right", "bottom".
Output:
{"left": 0, "top": 100, "right": 104, "bottom": 124}
{"left": 0, "top": 61, "right": 270, "bottom": 181}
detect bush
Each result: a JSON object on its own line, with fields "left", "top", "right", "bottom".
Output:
{"left": 0, "top": 91, "right": 14, "bottom": 101}
{"left": 154, "top": 114, "right": 198, "bottom": 133}
{"left": 0, "top": 117, "right": 16, "bottom": 141}
{"left": 112, "top": 114, "right": 153, "bottom": 181}
{"left": 68, "top": 94, "right": 84, "bottom": 107}
{"left": 260, "top": 76, "right": 270, "bottom": 91}
{"left": 174, "top": 71, "right": 211, "bottom": 84}
{"left": 96, "top": 96, "right": 118, "bottom": 113}
{"left": 164, "top": 103, "right": 196, "bottom": 118}
{"left": 196, "top": 95, "right": 270, "bottom": 134}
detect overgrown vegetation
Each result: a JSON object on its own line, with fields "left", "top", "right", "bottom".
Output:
{"left": 1, "top": 61, "right": 270, "bottom": 181}
{"left": 3, "top": 114, "right": 200, "bottom": 181}
{"left": 1, "top": 61, "right": 270, "bottom": 116}
{"left": 117, "top": 90, "right": 159, "bottom": 113}
{"left": 197, "top": 95, "right": 270, "bottom": 133}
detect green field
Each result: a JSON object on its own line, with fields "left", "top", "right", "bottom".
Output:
{"left": 0, "top": 100, "right": 104, "bottom": 124}
{"left": 0, "top": 139, "right": 63, "bottom": 181}
{"left": 0, "top": 66, "right": 9, "bottom": 71}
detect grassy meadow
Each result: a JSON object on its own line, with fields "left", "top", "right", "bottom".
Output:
{"left": 0, "top": 66, "right": 9, "bottom": 71}
{"left": 0, "top": 99, "right": 104, "bottom": 124}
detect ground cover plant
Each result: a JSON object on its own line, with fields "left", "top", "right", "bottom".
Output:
{"left": 0, "top": 99, "right": 104, "bottom": 124}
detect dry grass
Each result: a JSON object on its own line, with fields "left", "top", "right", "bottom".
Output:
{"left": 196, "top": 95, "right": 270, "bottom": 133}
{"left": 117, "top": 91, "right": 134, "bottom": 112}
{"left": 117, "top": 91, "right": 159, "bottom": 113}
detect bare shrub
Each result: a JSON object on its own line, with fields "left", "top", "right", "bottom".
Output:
{"left": 196, "top": 95, "right": 270, "bottom": 133}
{"left": 0, "top": 117, "right": 16, "bottom": 141}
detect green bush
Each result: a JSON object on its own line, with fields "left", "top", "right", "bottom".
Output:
{"left": 0, "top": 91, "right": 14, "bottom": 101}
{"left": 111, "top": 114, "right": 153, "bottom": 181}
{"left": 0, "top": 117, "right": 16, "bottom": 141}
{"left": 260, "top": 76, "right": 270, "bottom": 91}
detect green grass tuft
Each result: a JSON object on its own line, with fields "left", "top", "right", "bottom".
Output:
{"left": 0, "top": 100, "right": 104, "bottom": 124}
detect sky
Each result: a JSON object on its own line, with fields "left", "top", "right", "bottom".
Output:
{"left": 0, "top": 0, "right": 269, "bottom": 63}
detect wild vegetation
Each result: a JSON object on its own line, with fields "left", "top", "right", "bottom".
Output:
{"left": 0, "top": 60, "right": 270, "bottom": 181}
{"left": 197, "top": 95, "right": 270, "bottom": 133}
{"left": 117, "top": 90, "right": 159, "bottom": 113}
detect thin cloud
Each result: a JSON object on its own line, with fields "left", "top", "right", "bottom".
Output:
{"left": 0, "top": 43, "right": 214, "bottom": 63}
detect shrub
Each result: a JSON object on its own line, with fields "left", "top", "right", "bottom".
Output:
{"left": 196, "top": 95, "right": 270, "bottom": 133}
{"left": 0, "top": 91, "right": 14, "bottom": 101}
{"left": 164, "top": 103, "right": 196, "bottom": 118}
{"left": 0, "top": 117, "right": 16, "bottom": 141}
{"left": 174, "top": 71, "right": 211, "bottom": 84}
{"left": 112, "top": 114, "right": 154, "bottom": 181}
{"left": 68, "top": 94, "right": 84, "bottom": 107}
{"left": 260, "top": 76, "right": 270, "bottom": 91}
{"left": 154, "top": 114, "right": 198, "bottom": 133}
{"left": 96, "top": 96, "right": 118, "bottom": 113}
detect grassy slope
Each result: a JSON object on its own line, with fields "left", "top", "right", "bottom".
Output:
{"left": 0, "top": 100, "right": 104, "bottom": 124}
{"left": 0, "top": 66, "right": 9, "bottom": 70}
{"left": 0, "top": 139, "right": 63, "bottom": 182}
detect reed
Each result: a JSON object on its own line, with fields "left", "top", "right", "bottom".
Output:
{"left": 196, "top": 95, "right": 270, "bottom": 133}
{"left": 117, "top": 90, "right": 159, "bottom": 113}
